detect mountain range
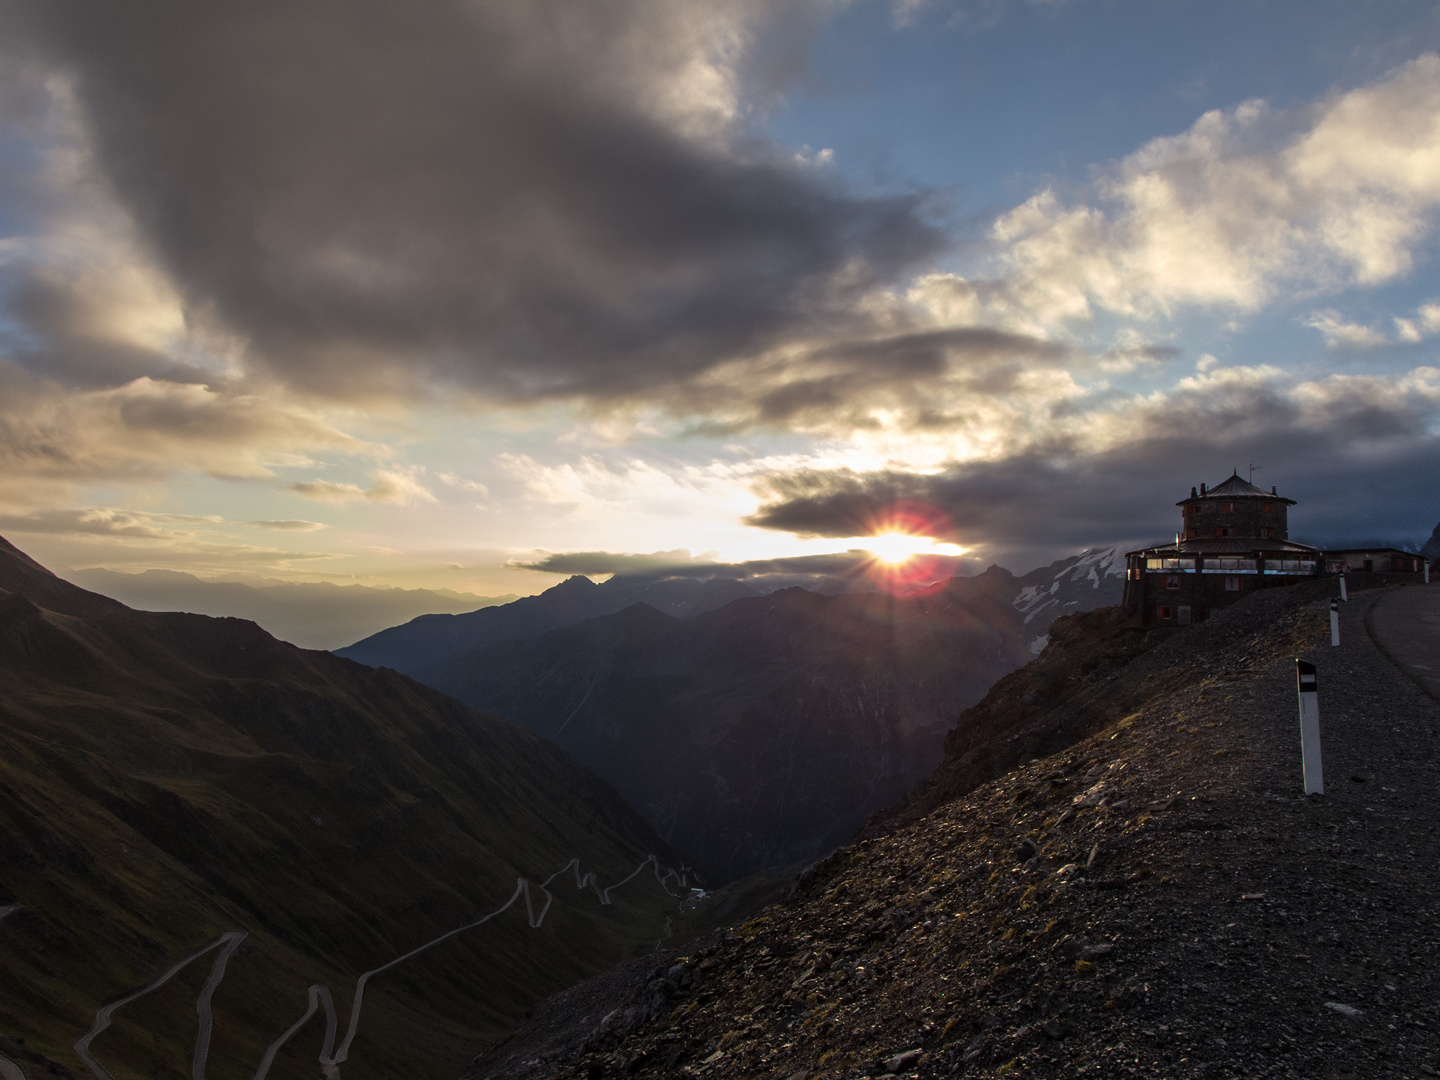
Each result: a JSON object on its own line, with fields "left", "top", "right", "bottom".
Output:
{"left": 350, "top": 549, "right": 1126, "bottom": 882}
{"left": 336, "top": 572, "right": 764, "bottom": 673}
{"left": 61, "top": 567, "right": 513, "bottom": 651}
{"left": 0, "top": 536, "right": 687, "bottom": 1080}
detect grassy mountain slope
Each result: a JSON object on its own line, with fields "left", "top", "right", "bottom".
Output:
{"left": 0, "top": 536, "right": 687, "bottom": 1080}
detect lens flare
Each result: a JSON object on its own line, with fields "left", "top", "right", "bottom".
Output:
{"left": 858, "top": 502, "right": 965, "bottom": 592}
{"left": 866, "top": 532, "right": 944, "bottom": 565}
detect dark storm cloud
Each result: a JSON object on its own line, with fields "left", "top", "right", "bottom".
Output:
{"left": 746, "top": 372, "right": 1440, "bottom": 563}
{"left": 7, "top": 0, "right": 948, "bottom": 406}
{"left": 743, "top": 327, "right": 1067, "bottom": 424}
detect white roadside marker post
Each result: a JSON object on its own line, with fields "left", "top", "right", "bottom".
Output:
{"left": 1330, "top": 600, "right": 1340, "bottom": 647}
{"left": 1339, "top": 572, "right": 1348, "bottom": 602}
{"left": 1296, "top": 659, "right": 1323, "bottom": 795}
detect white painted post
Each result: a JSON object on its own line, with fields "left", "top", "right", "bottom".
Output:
{"left": 1296, "top": 659, "right": 1323, "bottom": 795}
{"left": 1339, "top": 572, "right": 1348, "bottom": 602}
{"left": 1329, "top": 600, "right": 1340, "bottom": 647}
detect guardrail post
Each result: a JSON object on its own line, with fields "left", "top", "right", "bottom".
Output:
{"left": 1339, "top": 571, "right": 1348, "bottom": 601}
{"left": 1329, "top": 600, "right": 1340, "bottom": 647}
{"left": 1296, "top": 659, "right": 1323, "bottom": 795}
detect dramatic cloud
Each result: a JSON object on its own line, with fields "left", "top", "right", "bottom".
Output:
{"left": 0, "top": 363, "right": 370, "bottom": 510}
{"left": 4, "top": 0, "right": 946, "bottom": 416}
{"left": 746, "top": 363, "right": 1440, "bottom": 564}
{"left": 918, "top": 55, "right": 1440, "bottom": 333}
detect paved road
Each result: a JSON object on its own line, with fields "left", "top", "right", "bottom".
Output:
{"left": 1366, "top": 584, "right": 1440, "bottom": 702}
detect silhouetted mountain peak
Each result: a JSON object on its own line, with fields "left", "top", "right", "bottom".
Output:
{"left": 552, "top": 574, "right": 599, "bottom": 592}
{"left": 0, "top": 535, "right": 125, "bottom": 618}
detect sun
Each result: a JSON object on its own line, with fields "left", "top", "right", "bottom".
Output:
{"left": 866, "top": 532, "right": 935, "bottom": 565}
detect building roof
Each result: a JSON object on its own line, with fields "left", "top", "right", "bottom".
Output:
{"left": 1176, "top": 471, "right": 1295, "bottom": 506}
{"left": 1126, "top": 536, "right": 1319, "bottom": 558}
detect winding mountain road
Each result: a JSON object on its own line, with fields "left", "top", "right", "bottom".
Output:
{"left": 73, "top": 932, "right": 248, "bottom": 1080}
{"left": 1367, "top": 583, "right": 1440, "bottom": 701}
{"left": 44, "top": 854, "right": 682, "bottom": 1080}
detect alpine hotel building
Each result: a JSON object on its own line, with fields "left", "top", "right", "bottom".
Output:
{"left": 1123, "top": 473, "right": 1427, "bottom": 626}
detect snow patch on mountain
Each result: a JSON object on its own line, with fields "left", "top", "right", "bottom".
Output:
{"left": 1012, "top": 547, "right": 1125, "bottom": 626}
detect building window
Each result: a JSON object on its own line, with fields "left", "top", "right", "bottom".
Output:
{"left": 1156, "top": 605, "right": 1174, "bottom": 620}
{"left": 1224, "top": 576, "right": 1243, "bottom": 591}
{"left": 1221, "top": 502, "right": 1234, "bottom": 512}
{"left": 1162, "top": 574, "right": 1180, "bottom": 589}
{"left": 1261, "top": 502, "right": 1274, "bottom": 512}
{"left": 1214, "top": 527, "right": 1233, "bottom": 537}
{"left": 1259, "top": 528, "right": 1275, "bottom": 538}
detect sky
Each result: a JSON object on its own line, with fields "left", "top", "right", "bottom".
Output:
{"left": 2, "top": 0, "right": 1439, "bottom": 596}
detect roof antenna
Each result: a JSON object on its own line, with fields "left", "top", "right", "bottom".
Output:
{"left": 1249, "top": 462, "right": 1262, "bottom": 483}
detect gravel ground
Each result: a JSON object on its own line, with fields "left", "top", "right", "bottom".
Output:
{"left": 467, "top": 581, "right": 1440, "bottom": 1080}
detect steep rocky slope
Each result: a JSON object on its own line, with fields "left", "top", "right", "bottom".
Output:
{"left": 0, "top": 537, "right": 687, "bottom": 1080}
{"left": 469, "top": 579, "right": 1440, "bottom": 1080}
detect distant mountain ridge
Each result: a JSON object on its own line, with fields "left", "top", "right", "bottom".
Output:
{"left": 336, "top": 573, "right": 761, "bottom": 672}
{"left": 0, "top": 536, "right": 686, "bottom": 1079}
{"left": 409, "top": 550, "right": 1125, "bottom": 882}
{"left": 337, "top": 548, "right": 1125, "bottom": 675}
{"left": 64, "top": 566, "right": 510, "bottom": 650}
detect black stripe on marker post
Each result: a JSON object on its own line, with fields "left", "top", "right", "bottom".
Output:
{"left": 1296, "top": 659, "right": 1318, "bottom": 693}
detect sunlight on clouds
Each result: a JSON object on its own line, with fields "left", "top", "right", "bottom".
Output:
{"left": 288, "top": 467, "right": 437, "bottom": 506}
{"left": 1304, "top": 310, "right": 1390, "bottom": 350}
{"left": 975, "top": 56, "right": 1440, "bottom": 329}
{"left": 1394, "top": 301, "right": 1440, "bottom": 342}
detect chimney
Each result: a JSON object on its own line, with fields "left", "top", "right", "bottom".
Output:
{"left": 1271, "top": 485, "right": 1276, "bottom": 495}
{"left": 1191, "top": 486, "right": 1198, "bottom": 498}
{"left": 1201, "top": 482, "right": 1207, "bottom": 495}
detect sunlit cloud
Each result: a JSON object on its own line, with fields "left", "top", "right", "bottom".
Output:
{"left": 287, "top": 467, "right": 437, "bottom": 506}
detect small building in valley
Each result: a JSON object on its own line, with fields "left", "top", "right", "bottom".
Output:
{"left": 1323, "top": 548, "right": 1427, "bottom": 574}
{"left": 1122, "top": 473, "right": 1320, "bottom": 627}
